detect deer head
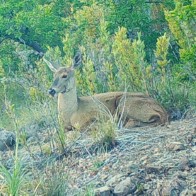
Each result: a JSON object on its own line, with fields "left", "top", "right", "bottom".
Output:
{"left": 43, "top": 52, "right": 82, "bottom": 97}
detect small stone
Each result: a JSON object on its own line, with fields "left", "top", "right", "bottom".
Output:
{"left": 95, "top": 186, "right": 111, "bottom": 196}
{"left": 186, "top": 134, "right": 193, "bottom": 143}
{"left": 192, "top": 139, "right": 196, "bottom": 146}
{"left": 145, "top": 165, "right": 162, "bottom": 174}
{"left": 128, "top": 163, "right": 139, "bottom": 173}
{"left": 192, "top": 146, "right": 196, "bottom": 152}
{"left": 180, "top": 188, "right": 196, "bottom": 196}
{"left": 113, "top": 177, "right": 136, "bottom": 196}
{"left": 140, "top": 155, "right": 148, "bottom": 162}
{"left": 167, "top": 142, "right": 185, "bottom": 151}
{"left": 154, "top": 148, "right": 160, "bottom": 153}
{"left": 0, "top": 129, "right": 15, "bottom": 151}
{"left": 174, "top": 171, "right": 187, "bottom": 180}
{"left": 101, "top": 174, "right": 108, "bottom": 180}
{"left": 178, "top": 157, "right": 196, "bottom": 171}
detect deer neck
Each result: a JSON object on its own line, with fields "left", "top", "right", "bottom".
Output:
{"left": 57, "top": 79, "right": 78, "bottom": 123}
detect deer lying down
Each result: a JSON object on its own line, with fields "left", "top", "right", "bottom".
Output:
{"left": 43, "top": 53, "right": 168, "bottom": 131}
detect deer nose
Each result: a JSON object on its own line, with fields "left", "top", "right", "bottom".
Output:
{"left": 48, "top": 88, "right": 56, "bottom": 96}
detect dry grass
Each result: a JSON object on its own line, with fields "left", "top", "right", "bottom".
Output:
{"left": 0, "top": 98, "right": 195, "bottom": 195}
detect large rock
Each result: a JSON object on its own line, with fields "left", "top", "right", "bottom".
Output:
{"left": 153, "top": 176, "right": 187, "bottom": 196}
{"left": 106, "top": 174, "right": 124, "bottom": 187}
{"left": 178, "top": 157, "right": 196, "bottom": 171}
{"left": 113, "top": 177, "right": 136, "bottom": 196}
{"left": 0, "top": 129, "right": 15, "bottom": 151}
{"left": 95, "top": 186, "right": 111, "bottom": 196}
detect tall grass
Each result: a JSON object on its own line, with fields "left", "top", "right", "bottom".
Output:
{"left": 0, "top": 84, "right": 26, "bottom": 195}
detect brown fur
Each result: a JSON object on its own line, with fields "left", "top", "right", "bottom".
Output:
{"left": 44, "top": 54, "right": 168, "bottom": 131}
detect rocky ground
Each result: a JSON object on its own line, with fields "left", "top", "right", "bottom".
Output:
{"left": 0, "top": 116, "right": 196, "bottom": 195}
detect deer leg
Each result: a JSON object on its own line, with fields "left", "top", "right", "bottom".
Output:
{"left": 124, "top": 118, "right": 138, "bottom": 128}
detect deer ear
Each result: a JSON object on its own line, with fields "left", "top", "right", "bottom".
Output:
{"left": 72, "top": 51, "right": 82, "bottom": 69}
{"left": 43, "top": 57, "right": 57, "bottom": 72}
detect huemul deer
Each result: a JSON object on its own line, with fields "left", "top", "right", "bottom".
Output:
{"left": 43, "top": 53, "right": 168, "bottom": 131}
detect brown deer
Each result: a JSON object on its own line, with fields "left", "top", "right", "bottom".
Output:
{"left": 43, "top": 53, "right": 168, "bottom": 131}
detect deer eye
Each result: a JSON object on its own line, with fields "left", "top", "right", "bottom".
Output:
{"left": 62, "top": 75, "right": 67, "bottom": 78}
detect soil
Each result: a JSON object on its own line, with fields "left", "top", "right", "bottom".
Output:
{"left": 61, "top": 117, "right": 196, "bottom": 195}
{"left": 0, "top": 117, "right": 196, "bottom": 195}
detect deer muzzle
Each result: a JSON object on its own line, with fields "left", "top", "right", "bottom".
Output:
{"left": 48, "top": 88, "right": 56, "bottom": 97}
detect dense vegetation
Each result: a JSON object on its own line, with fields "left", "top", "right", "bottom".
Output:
{"left": 0, "top": 0, "right": 195, "bottom": 137}
{"left": 0, "top": 0, "right": 195, "bottom": 118}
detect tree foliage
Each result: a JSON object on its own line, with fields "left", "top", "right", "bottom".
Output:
{"left": 165, "top": 0, "right": 196, "bottom": 80}
{"left": 0, "top": 0, "right": 195, "bottom": 115}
